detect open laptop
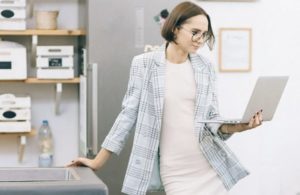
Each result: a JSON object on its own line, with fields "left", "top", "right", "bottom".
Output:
{"left": 199, "top": 76, "right": 289, "bottom": 124}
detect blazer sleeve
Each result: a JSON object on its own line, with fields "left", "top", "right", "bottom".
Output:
{"left": 102, "top": 56, "right": 143, "bottom": 155}
{"left": 205, "top": 64, "right": 233, "bottom": 141}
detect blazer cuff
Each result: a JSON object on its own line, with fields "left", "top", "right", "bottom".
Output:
{"left": 217, "top": 128, "right": 233, "bottom": 140}
{"left": 206, "top": 122, "right": 233, "bottom": 140}
{"left": 101, "top": 138, "right": 123, "bottom": 155}
{"left": 206, "top": 122, "right": 222, "bottom": 135}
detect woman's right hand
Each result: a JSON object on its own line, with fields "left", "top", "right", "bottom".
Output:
{"left": 66, "top": 157, "right": 99, "bottom": 171}
{"left": 66, "top": 148, "right": 112, "bottom": 171}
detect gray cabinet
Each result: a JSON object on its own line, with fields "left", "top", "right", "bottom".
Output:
{"left": 80, "top": 0, "right": 180, "bottom": 194}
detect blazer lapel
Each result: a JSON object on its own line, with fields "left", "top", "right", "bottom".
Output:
{"left": 189, "top": 53, "right": 207, "bottom": 119}
{"left": 152, "top": 50, "right": 166, "bottom": 123}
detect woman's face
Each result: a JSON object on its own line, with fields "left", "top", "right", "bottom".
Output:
{"left": 174, "top": 14, "right": 209, "bottom": 53}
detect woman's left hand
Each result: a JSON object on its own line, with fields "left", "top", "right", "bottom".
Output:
{"left": 221, "top": 110, "right": 263, "bottom": 133}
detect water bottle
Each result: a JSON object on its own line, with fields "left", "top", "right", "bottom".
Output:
{"left": 38, "top": 120, "right": 53, "bottom": 167}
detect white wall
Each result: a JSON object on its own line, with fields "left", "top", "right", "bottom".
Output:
{"left": 0, "top": 0, "right": 80, "bottom": 167}
{"left": 194, "top": 0, "right": 300, "bottom": 194}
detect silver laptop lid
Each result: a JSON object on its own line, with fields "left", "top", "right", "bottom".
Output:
{"left": 240, "top": 76, "right": 289, "bottom": 123}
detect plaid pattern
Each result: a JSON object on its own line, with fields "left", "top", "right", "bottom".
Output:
{"left": 102, "top": 47, "right": 249, "bottom": 195}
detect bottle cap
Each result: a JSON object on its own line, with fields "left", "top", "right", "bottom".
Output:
{"left": 42, "top": 120, "right": 48, "bottom": 125}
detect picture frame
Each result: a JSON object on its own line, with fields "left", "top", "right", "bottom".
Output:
{"left": 218, "top": 28, "right": 252, "bottom": 72}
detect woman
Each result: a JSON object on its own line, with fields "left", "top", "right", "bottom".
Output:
{"left": 68, "top": 2, "right": 263, "bottom": 195}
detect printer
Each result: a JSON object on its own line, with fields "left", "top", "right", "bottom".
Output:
{"left": 0, "top": 40, "right": 27, "bottom": 80}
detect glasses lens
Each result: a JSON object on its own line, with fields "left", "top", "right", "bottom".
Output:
{"left": 192, "top": 33, "right": 209, "bottom": 42}
{"left": 192, "top": 34, "right": 200, "bottom": 42}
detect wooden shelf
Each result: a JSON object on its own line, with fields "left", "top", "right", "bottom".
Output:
{"left": 0, "top": 77, "right": 80, "bottom": 84}
{"left": 25, "top": 77, "right": 80, "bottom": 84}
{"left": 0, "top": 29, "right": 86, "bottom": 36}
{"left": 0, "top": 129, "right": 36, "bottom": 136}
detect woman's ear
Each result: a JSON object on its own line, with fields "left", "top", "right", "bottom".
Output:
{"left": 173, "top": 26, "right": 180, "bottom": 40}
{"left": 173, "top": 26, "right": 180, "bottom": 34}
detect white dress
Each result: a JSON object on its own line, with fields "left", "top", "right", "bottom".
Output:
{"left": 159, "top": 59, "right": 228, "bottom": 195}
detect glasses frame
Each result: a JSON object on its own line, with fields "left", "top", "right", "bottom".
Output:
{"left": 180, "top": 26, "right": 209, "bottom": 42}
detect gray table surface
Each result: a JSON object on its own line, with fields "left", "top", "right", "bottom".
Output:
{"left": 0, "top": 167, "right": 108, "bottom": 195}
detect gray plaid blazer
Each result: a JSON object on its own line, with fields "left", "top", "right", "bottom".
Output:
{"left": 102, "top": 47, "right": 249, "bottom": 195}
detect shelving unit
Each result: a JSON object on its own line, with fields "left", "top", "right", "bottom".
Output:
{"left": 0, "top": 29, "right": 85, "bottom": 115}
{"left": 0, "top": 28, "right": 85, "bottom": 163}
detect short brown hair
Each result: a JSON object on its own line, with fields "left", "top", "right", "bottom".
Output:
{"left": 161, "top": 1, "right": 215, "bottom": 50}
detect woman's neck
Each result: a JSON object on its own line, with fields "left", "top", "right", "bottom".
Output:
{"left": 166, "top": 42, "right": 188, "bottom": 64}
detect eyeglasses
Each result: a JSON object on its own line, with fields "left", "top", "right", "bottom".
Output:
{"left": 180, "top": 27, "right": 210, "bottom": 42}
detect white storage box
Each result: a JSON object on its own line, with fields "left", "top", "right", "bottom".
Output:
{"left": 37, "top": 68, "right": 74, "bottom": 79}
{"left": 0, "top": 121, "right": 31, "bottom": 132}
{"left": 0, "top": 0, "right": 26, "bottom": 30}
{"left": 0, "top": 94, "right": 31, "bottom": 133}
{"left": 36, "top": 46, "right": 74, "bottom": 79}
{"left": 0, "top": 41, "right": 27, "bottom": 80}
{"left": 0, "top": 94, "right": 30, "bottom": 108}
{"left": 0, "top": 19, "right": 25, "bottom": 29}
{"left": 0, "top": 109, "right": 30, "bottom": 120}
{"left": 0, "top": 0, "right": 26, "bottom": 7}
{"left": 36, "top": 46, "right": 74, "bottom": 68}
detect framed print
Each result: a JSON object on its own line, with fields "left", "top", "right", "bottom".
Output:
{"left": 219, "top": 28, "right": 252, "bottom": 72}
